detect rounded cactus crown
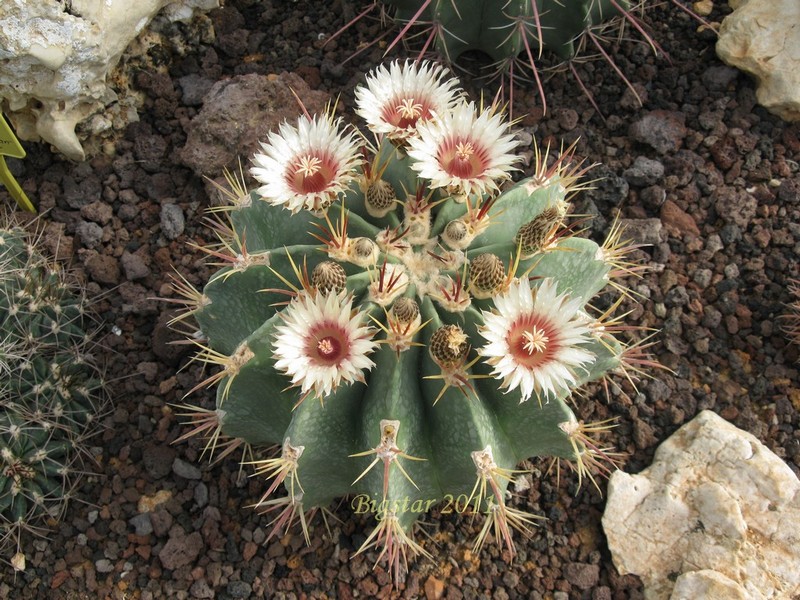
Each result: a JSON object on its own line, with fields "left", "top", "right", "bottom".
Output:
{"left": 173, "top": 60, "right": 650, "bottom": 582}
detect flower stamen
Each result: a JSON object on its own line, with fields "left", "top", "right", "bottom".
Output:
{"left": 478, "top": 278, "right": 595, "bottom": 403}
{"left": 273, "top": 291, "right": 378, "bottom": 404}
{"left": 522, "top": 326, "right": 549, "bottom": 354}
{"left": 396, "top": 98, "right": 424, "bottom": 120}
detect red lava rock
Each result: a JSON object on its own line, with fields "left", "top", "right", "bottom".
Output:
{"left": 150, "top": 508, "right": 174, "bottom": 537}
{"left": 633, "top": 419, "right": 658, "bottom": 450}
{"left": 158, "top": 530, "right": 204, "bottom": 571}
{"left": 563, "top": 562, "right": 600, "bottom": 590}
{"left": 142, "top": 445, "right": 177, "bottom": 480}
{"left": 80, "top": 200, "right": 114, "bottom": 225}
{"left": 424, "top": 575, "right": 445, "bottom": 600}
{"left": 189, "top": 579, "right": 215, "bottom": 599}
{"left": 82, "top": 250, "right": 120, "bottom": 285}
{"left": 629, "top": 110, "right": 687, "bottom": 154}
{"left": 660, "top": 199, "right": 700, "bottom": 238}
{"left": 592, "top": 586, "right": 613, "bottom": 600}
{"left": 720, "top": 406, "right": 740, "bottom": 420}
{"left": 43, "top": 221, "right": 74, "bottom": 260}
{"left": 555, "top": 108, "right": 579, "bottom": 131}
{"left": 359, "top": 576, "right": 379, "bottom": 597}
{"left": 180, "top": 72, "right": 329, "bottom": 179}
{"left": 713, "top": 186, "right": 758, "bottom": 227}
{"left": 337, "top": 580, "right": 354, "bottom": 600}
{"left": 296, "top": 64, "right": 322, "bottom": 89}
{"left": 710, "top": 135, "right": 738, "bottom": 170}
{"left": 242, "top": 541, "right": 258, "bottom": 561}
{"left": 51, "top": 570, "right": 70, "bottom": 589}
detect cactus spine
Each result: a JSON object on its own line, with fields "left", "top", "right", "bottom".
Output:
{"left": 0, "top": 223, "right": 104, "bottom": 565}
{"left": 386, "top": 0, "right": 632, "bottom": 63}
{"left": 173, "top": 61, "right": 646, "bottom": 580}
{"left": 333, "top": 0, "right": 660, "bottom": 112}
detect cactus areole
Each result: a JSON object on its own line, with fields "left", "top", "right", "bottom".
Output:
{"left": 176, "top": 61, "right": 644, "bottom": 580}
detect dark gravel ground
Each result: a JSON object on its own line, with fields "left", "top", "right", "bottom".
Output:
{"left": 1, "top": 1, "right": 799, "bottom": 598}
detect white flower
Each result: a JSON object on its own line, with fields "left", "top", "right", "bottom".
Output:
{"left": 251, "top": 112, "right": 362, "bottom": 213}
{"left": 273, "top": 290, "right": 378, "bottom": 401}
{"left": 478, "top": 278, "right": 595, "bottom": 403}
{"left": 355, "top": 60, "right": 461, "bottom": 141}
{"left": 406, "top": 101, "right": 520, "bottom": 198}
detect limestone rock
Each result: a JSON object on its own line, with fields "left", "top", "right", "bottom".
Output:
{"left": 671, "top": 570, "right": 747, "bottom": 600}
{"left": 602, "top": 410, "right": 800, "bottom": 600}
{"left": 0, "top": 0, "right": 219, "bottom": 161}
{"left": 716, "top": 0, "right": 800, "bottom": 122}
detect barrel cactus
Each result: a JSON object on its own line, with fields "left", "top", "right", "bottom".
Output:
{"left": 0, "top": 224, "right": 103, "bottom": 564}
{"left": 337, "top": 0, "right": 659, "bottom": 111}
{"left": 173, "top": 61, "right": 647, "bottom": 580}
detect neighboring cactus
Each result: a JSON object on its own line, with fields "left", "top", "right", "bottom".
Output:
{"left": 333, "top": 0, "right": 665, "bottom": 112}
{"left": 783, "top": 280, "right": 800, "bottom": 358}
{"left": 172, "top": 61, "right": 649, "bottom": 581}
{"left": 0, "top": 224, "right": 104, "bottom": 565}
{"left": 387, "top": 0, "right": 633, "bottom": 62}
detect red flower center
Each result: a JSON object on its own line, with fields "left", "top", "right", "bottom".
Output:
{"left": 288, "top": 153, "right": 337, "bottom": 194}
{"left": 506, "top": 316, "right": 558, "bottom": 369}
{"left": 307, "top": 326, "right": 350, "bottom": 366}
{"left": 438, "top": 138, "right": 489, "bottom": 180}
{"left": 381, "top": 96, "right": 433, "bottom": 131}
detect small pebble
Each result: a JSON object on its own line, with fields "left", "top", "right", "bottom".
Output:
{"left": 194, "top": 482, "right": 209, "bottom": 507}
{"left": 161, "top": 203, "right": 186, "bottom": 240}
{"left": 95, "top": 559, "right": 114, "bottom": 573}
{"left": 173, "top": 457, "right": 202, "bottom": 480}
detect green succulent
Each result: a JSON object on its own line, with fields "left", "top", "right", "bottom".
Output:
{"left": 334, "top": 0, "right": 660, "bottom": 111}
{"left": 0, "top": 225, "right": 104, "bottom": 563}
{"left": 173, "top": 61, "right": 647, "bottom": 581}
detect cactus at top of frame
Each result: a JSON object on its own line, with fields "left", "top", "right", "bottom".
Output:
{"left": 0, "top": 224, "right": 104, "bottom": 563}
{"left": 172, "top": 61, "right": 650, "bottom": 582}
{"left": 335, "top": 0, "right": 662, "bottom": 112}
{"left": 387, "top": 0, "right": 632, "bottom": 63}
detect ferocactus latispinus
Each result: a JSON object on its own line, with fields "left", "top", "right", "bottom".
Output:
{"left": 171, "top": 60, "right": 651, "bottom": 583}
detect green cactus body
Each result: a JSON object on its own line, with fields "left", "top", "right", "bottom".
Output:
{"left": 0, "top": 226, "right": 103, "bottom": 554}
{"left": 386, "top": 0, "right": 631, "bottom": 66}
{"left": 176, "top": 62, "right": 641, "bottom": 579}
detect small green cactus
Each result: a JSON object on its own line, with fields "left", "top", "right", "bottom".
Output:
{"left": 173, "top": 61, "right": 648, "bottom": 581}
{"left": 0, "top": 224, "right": 104, "bottom": 565}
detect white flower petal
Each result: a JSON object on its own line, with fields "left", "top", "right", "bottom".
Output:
{"left": 355, "top": 60, "right": 462, "bottom": 140}
{"left": 273, "top": 291, "right": 378, "bottom": 400}
{"left": 250, "top": 112, "right": 362, "bottom": 214}
{"left": 406, "top": 101, "right": 520, "bottom": 198}
{"left": 478, "top": 278, "right": 596, "bottom": 403}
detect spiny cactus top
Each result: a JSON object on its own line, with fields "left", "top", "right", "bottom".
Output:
{"left": 173, "top": 60, "right": 648, "bottom": 582}
{"left": 0, "top": 225, "right": 103, "bottom": 563}
{"left": 383, "top": 0, "right": 634, "bottom": 62}
{"left": 339, "top": 0, "right": 655, "bottom": 113}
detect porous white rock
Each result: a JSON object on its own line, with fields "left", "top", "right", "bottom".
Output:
{"left": 602, "top": 410, "right": 800, "bottom": 600}
{"left": 716, "top": 0, "right": 800, "bottom": 122}
{"left": 0, "top": 0, "right": 219, "bottom": 161}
